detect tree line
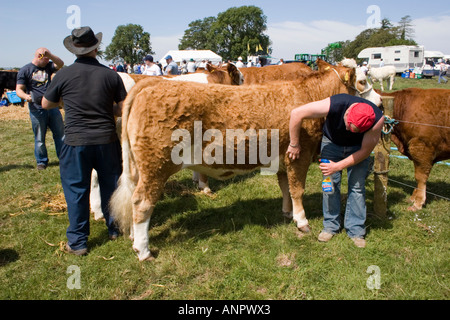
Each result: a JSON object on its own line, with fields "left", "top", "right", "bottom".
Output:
{"left": 104, "top": 6, "right": 416, "bottom": 65}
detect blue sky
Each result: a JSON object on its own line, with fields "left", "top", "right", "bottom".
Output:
{"left": 1, "top": 0, "right": 449, "bottom": 68}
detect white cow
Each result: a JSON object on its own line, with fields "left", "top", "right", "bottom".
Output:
{"left": 367, "top": 65, "right": 396, "bottom": 91}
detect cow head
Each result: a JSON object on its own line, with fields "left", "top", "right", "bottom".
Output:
{"left": 321, "top": 58, "right": 382, "bottom": 107}
{"left": 208, "top": 63, "right": 244, "bottom": 86}
{"left": 226, "top": 62, "right": 244, "bottom": 85}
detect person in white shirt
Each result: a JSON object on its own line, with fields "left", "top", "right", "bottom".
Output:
{"left": 187, "top": 59, "right": 197, "bottom": 73}
{"left": 236, "top": 56, "right": 245, "bottom": 68}
{"left": 142, "top": 55, "right": 162, "bottom": 76}
{"left": 360, "top": 61, "right": 369, "bottom": 75}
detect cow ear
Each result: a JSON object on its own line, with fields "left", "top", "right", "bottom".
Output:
{"left": 227, "top": 62, "right": 237, "bottom": 73}
{"left": 206, "top": 63, "right": 214, "bottom": 73}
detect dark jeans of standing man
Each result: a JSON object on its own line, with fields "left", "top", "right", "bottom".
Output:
{"left": 29, "top": 108, "right": 65, "bottom": 167}
{"left": 59, "top": 141, "right": 122, "bottom": 251}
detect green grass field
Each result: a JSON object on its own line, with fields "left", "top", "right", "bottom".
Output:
{"left": 0, "top": 76, "right": 449, "bottom": 300}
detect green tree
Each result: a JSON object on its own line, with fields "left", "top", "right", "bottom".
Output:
{"left": 179, "top": 17, "right": 217, "bottom": 50}
{"left": 213, "top": 6, "right": 270, "bottom": 61}
{"left": 340, "top": 16, "right": 417, "bottom": 60}
{"left": 105, "top": 24, "right": 152, "bottom": 65}
{"left": 179, "top": 5, "right": 271, "bottom": 61}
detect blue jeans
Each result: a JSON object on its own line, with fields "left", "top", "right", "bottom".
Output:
{"left": 29, "top": 108, "right": 65, "bottom": 166}
{"left": 320, "top": 136, "right": 370, "bottom": 238}
{"left": 438, "top": 72, "right": 448, "bottom": 84}
{"left": 59, "top": 141, "right": 122, "bottom": 250}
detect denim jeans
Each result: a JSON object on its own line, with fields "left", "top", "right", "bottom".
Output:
{"left": 438, "top": 72, "right": 448, "bottom": 84}
{"left": 59, "top": 141, "right": 122, "bottom": 250}
{"left": 29, "top": 108, "right": 65, "bottom": 166}
{"left": 320, "top": 136, "right": 370, "bottom": 238}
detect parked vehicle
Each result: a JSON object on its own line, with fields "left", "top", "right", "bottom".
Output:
{"left": 358, "top": 45, "right": 425, "bottom": 73}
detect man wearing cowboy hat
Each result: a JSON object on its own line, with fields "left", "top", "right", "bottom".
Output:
{"left": 42, "top": 26, "right": 127, "bottom": 256}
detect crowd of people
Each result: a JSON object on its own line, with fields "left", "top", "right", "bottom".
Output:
{"left": 106, "top": 54, "right": 274, "bottom": 76}
{"left": 107, "top": 55, "right": 219, "bottom": 76}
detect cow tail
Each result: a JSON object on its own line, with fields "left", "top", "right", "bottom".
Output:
{"left": 109, "top": 86, "right": 139, "bottom": 236}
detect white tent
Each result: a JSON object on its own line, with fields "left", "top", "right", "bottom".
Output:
{"left": 158, "top": 50, "right": 223, "bottom": 66}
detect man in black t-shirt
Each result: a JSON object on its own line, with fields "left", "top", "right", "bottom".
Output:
{"left": 16, "top": 48, "right": 65, "bottom": 170}
{"left": 287, "top": 94, "right": 384, "bottom": 248}
{"left": 43, "top": 27, "right": 127, "bottom": 256}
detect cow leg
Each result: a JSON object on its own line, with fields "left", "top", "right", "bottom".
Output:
{"left": 379, "top": 80, "right": 384, "bottom": 92}
{"left": 389, "top": 76, "right": 395, "bottom": 91}
{"left": 409, "top": 163, "right": 432, "bottom": 212}
{"left": 89, "top": 169, "right": 105, "bottom": 220}
{"left": 286, "top": 153, "right": 313, "bottom": 233}
{"left": 277, "top": 172, "right": 293, "bottom": 218}
{"left": 198, "top": 173, "right": 212, "bottom": 194}
{"left": 131, "top": 180, "right": 162, "bottom": 261}
{"left": 193, "top": 172, "right": 212, "bottom": 194}
{"left": 408, "top": 165, "right": 430, "bottom": 212}
{"left": 131, "top": 158, "right": 179, "bottom": 261}
{"left": 407, "top": 142, "right": 434, "bottom": 211}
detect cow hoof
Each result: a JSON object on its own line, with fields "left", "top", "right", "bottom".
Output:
{"left": 141, "top": 255, "right": 155, "bottom": 262}
{"left": 133, "top": 246, "right": 154, "bottom": 262}
{"left": 407, "top": 205, "right": 421, "bottom": 212}
{"left": 298, "top": 225, "right": 311, "bottom": 233}
{"left": 201, "top": 187, "right": 213, "bottom": 195}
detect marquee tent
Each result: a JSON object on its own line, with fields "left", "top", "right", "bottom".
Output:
{"left": 158, "top": 50, "right": 223, "bottom": 66}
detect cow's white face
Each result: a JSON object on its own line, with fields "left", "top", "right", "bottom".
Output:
{"left": 355, "top": 67, "right": 382, "bottom": 107}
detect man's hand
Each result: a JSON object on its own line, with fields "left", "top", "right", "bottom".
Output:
{"left": 286, "top": 144, "right": 301, "bottom": 160}
{"left": 319, "top": 160, "right": 339, "bottom": 176}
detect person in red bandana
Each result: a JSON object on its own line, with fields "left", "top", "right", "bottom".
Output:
{"left": 287, "top": 94, "right": 384, "bottom": 248}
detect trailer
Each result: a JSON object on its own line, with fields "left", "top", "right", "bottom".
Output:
{"left": 358, "top": 45, "right": 424, "bottom": 73}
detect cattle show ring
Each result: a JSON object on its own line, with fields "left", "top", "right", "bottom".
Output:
{"left": 0, "top": 18, "right": 449, "bottom": 304}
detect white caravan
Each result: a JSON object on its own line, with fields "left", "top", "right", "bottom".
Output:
{"left": 358, "top": 45, "right": 424, "bottom": 73}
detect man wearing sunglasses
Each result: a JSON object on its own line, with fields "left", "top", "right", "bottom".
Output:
{"left": 287, "top": 94, "right": 384, "bottom": 248}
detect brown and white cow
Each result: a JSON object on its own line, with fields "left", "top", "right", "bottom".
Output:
{"left": 90, "top": 63, "right": 244, "bottom": 220}
{"left": 378, "top": 88, "right": 450, "bottom": 211}
{"left": 109, "top": 64, "right": 372, "bottom": 261}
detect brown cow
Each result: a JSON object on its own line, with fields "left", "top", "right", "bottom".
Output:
{"left": 91, "top": 63, "right": 243, "bottom": 220}
{"left": 239, "top": 63, "right": 313, "bottom": 84}
{"left": 110, "top": 64, "right": 361, "bottom": 261}
{"left": 378, "top": 88, "right": 450, "bottom": 211}
{"left": 195, "top": 60, "right": 382, "bottom": 193}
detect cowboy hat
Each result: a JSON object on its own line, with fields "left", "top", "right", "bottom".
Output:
{"left": 64, "top": 26, "right": 102, "bottom": 55}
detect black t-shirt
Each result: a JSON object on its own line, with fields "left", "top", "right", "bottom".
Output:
{"left": 45, "top": 57, "right": 127, "bottom": 146}
{"left": 323, "top": 94, "right": 383, "bottom": 147}
{"left": 17, "top": 62, "right": 56, "bottom": 111}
